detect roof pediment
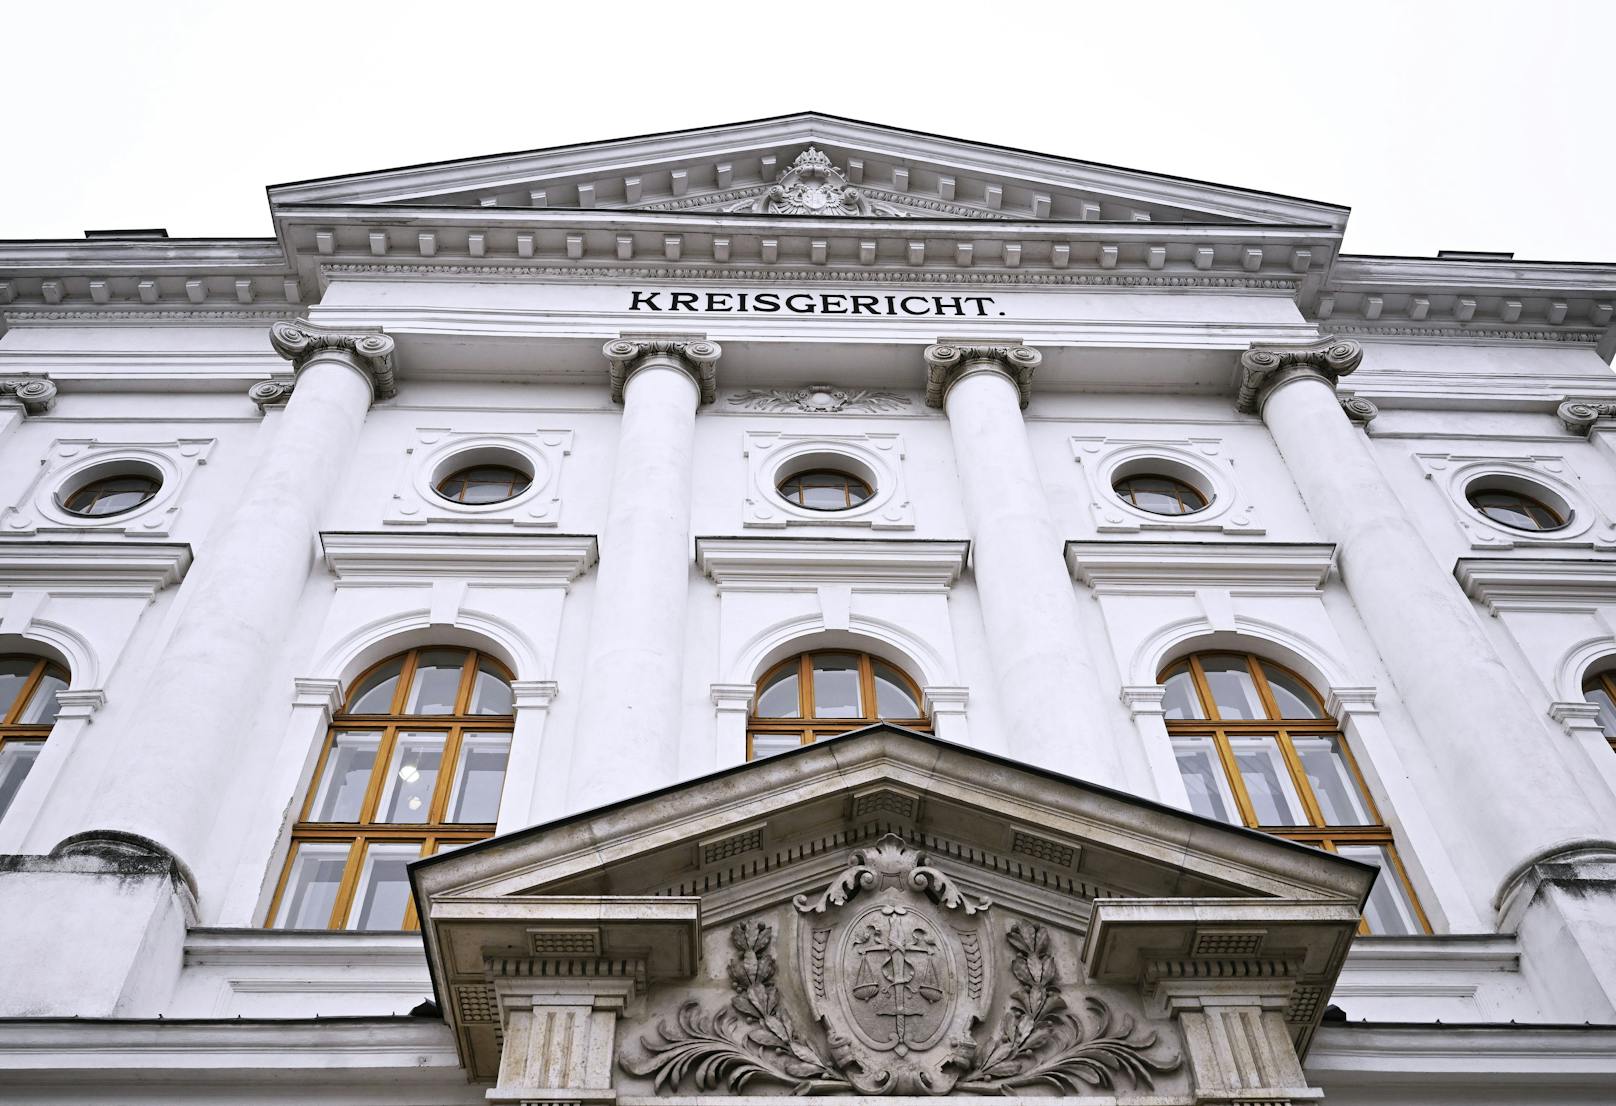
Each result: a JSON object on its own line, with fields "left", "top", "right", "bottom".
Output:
{"left": 269, "top": 112, "right": 1348, "bottom": 231}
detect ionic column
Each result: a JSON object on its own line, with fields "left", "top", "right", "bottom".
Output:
{"left": 923, "top": 343, "right": 1129, "bottom": 788}
{"left": 86, "top": 320, "right": 391, "bottom": 879}
{"left": 567, "top": 338, "right": 720, "bottom": 810}
{"left": 1243, "top": 339, "right": 1613, "bottom": 910}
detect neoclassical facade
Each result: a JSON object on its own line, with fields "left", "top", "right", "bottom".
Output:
{"left": 1, "top": 114, "right": 1615, "bottom": 1103}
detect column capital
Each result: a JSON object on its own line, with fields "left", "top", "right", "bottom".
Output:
{"left": 922, "top": 343, "right": 1042, "bottom": 409}
{"left": 268, "top": 319, "right": 397, "bottom": 399}
{"left": 0, "top": 377, "right": 58, "bottom": 415}
{"left": 247, "top": 378, "right": 296, "bottom": 410}
{"left": 1236, "top": 337, "right": 1363, "bottom": 414}
{"left": 603, "top": 336, "right": 721, "bottom": 404}
{"left": 1557, "top": 398, "right": 1616, "bottom": 436}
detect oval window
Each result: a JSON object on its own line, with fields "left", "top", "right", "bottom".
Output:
{"left": 59, "top": 473, "right": 161, "bottom": 518}
{"left": 1114, "top": 473, "right": 1208, "bottom": 516}
{"left": 435, "top": 464, "right": 532, "bottom": 505}
{"left": 1467, "top": 487, "right": 1565, "bottom": 531}
{"left": 777, "top": 469, "right": 873, "bottom": 512}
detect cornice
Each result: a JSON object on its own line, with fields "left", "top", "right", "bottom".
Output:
{"left": 1453, "top": 556, "right": 1616, "bottom": 613}
{"left": 695, "top": 536, "right": 969, "bottom": 591}
{"left": 0, "top": 540, "right": 192, "bottom": 596}
{"left": 320, "top": 530, "right": 598, "bottom": 584}
{"left": 1066, "top": 540, "right": 1337, "bottom": 594}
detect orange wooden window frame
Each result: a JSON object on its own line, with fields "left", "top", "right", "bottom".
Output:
{"left": 747, "top": 651, "right": 929, "bottom": 760}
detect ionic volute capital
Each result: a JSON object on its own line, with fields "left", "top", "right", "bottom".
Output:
{"left": 1558, "top": 399, "right": 1616, "bottom": 436}
{"left": 603, "top": 336, "right": 722, "bottom": 405}
{"left": 0, "top": 377, "right": 58, "bottom": 415}
{"left": 267, "top": 319, "right": 397, "bottom": 400}
{"left": 1236, "top": 337, "right": 1363, "bottom": 414}
{"left": 923, "top": 343, "right": 1042, "bottom": 409}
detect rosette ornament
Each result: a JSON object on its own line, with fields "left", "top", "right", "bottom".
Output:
{"left": 1235, "top": 338, "right": 1363, "bottom": 413}
{"left": 603, "top": 337, "right": 723, "bottom": 404}
{"left": 922, "top": 343, "right": 1043, "bottom": 409}
{"left": 267, "top": 319, "right": 397, "bottom": 399}
{"left": 0, "top": 377, "right": 58, "bottom": 415}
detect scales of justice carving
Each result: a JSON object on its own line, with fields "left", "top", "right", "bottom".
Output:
{"left": 622, "top": 834, "right": 1180, "bottom": 1095}
{"left": 724, "top": 147, "right": 907, "bottom": 217}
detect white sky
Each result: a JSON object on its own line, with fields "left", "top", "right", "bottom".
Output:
{"left": 4, "top": 0, "right": 1612, "bottom": 262}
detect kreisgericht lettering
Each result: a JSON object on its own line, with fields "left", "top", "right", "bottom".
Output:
{"left": 629, "top": 290, "right": 1002, "bottom": 317}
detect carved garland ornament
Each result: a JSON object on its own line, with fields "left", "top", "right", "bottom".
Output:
{"left": 727, "top": 386, "right": 911, "bottom": 414}
{"left": 622, "top": 834, "right": 1178, "bottom": 1096}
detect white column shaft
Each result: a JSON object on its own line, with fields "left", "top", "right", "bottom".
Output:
{"left": 1261, "top": 372, "right": 1607, "bottom": 894}
{"left": 569, "top": 363, "right": 699, "bottom": 809}
{"left": 91, "top": 355, "right": 373, "bottom": 867}
{"left": 944, "top": 369, "right": 1128, "bottom": 787}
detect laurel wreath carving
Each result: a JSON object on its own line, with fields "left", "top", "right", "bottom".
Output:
{"left": 620, "top": 919, "right": 1179, "bottom": 1096}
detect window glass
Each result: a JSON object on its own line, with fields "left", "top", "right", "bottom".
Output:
{"left": 18, "top": 669, "right": 65, "bottom": 725}
{"left": 1582, "top": 680, "right": 1616, "bottom": 738}
{"left": 1199, "top": 655, "right": 1266, "bottom": 720}
{"left": 375, "top": 732, "right": 445, "bottom": 823}
{"left": 749, "top": 731, "right": 801, "bottom": 760}
{"left": 1469, "top": 489, "right": 1562, "bottom": 531}
{"left": 1229, "top": 734, "right": 1306, "bottom": 824}
{"left": 755, "top": 666, "right": 800, "bottom": 718}
{"left": 468, "top": 662, "right": 513, "bottom": 716}
{"left": 349, "top": 658, "right": 404, "bottom": 714}
{"left": 309, "top": 732, "right": 381, "bottom": 822}
{"left": 811, "top": 653, "right": 863, "bottom": 719}
{"left": 1293, "top": 735, "right": 1374, "bottom": 825}
{"left": 1161, "top": 668, "right": 1205, "bottom": 720}
{"left": 446, "top": 733, "right": 511, "bottom": 823}
{"left": 778, "top": 470, "right": 872, "bottom": 511}
{"left": 1116, "top": 474, "right": 1206, "bottom": 516}
{"left": 345, "top": 843, "right": 420, "bottom": 930}
{"left": 1336, "top": 844, "right": 1421, "bottom": 936}
{"left": 274, "top": 843, "right": 350, "bottom": 928}
{"left": 871, "top": 661, "right": 920, "bottom": 718}
{"left": 1172, "top": 736, "right": 1240, "bottom": 824}
{"left": 0, "top": 657, "right": 34, "bottom": 718}
{"left": 405, "top": 649, "right": 466, "bottom": 714}
{"left": 0, "top": 741, "right": 43, "bottom": 821}
{"left": 438, "top": 464, "right": 531, "bottom": 505}
{"left": 61, "top": 474, "right": 160, "bottom": 517}
{"left": 1262, "top": 664, "right": 1323, "bottom": 719}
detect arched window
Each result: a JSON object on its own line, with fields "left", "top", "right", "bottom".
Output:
{"left": 1580, "top": 670, "right": 1616, "bottom": 751}
{"left": 270, "top": 646, "right": 514, "bottom": 930}
{"left": 749, "top": 650, "right": 928, "bottom": 760}
{"left": 0, "top": 655, "right": 67, "bottom": 822}
{"left": 1160, "top": 651, "right": 1427, "bottom": 935}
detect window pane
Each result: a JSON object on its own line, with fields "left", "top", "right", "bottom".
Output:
{"left": 1172, "top": 736, "right": 1240, "bottom": 824}
{"left": 1161, "top": 669, "right": 1206, "bottom": 720}
{"left": 468, "top": 662, "right": 513, "bottom": 716}
{"left": 405, "top": 650, "right": 467, "bottom": 714}
{"left": 1199, "top": 655, "right": 1266, "bottom": 720}
{"left": 1229, "top": 734, "right": 1307, "bottom": 825}
{"left": 1583, "top": 683, "right": 1616, "bottom": 738}
{"left": 1337, "top": 844, "right": 1421, "bottom": 936}
{"left": 755, "top": 667, "right": 800, "bottom": 718}
{"left": 871, "top": 661, "right": 920, "bottom": 718}
{"left": 799, "top": 482, "right": 849, "bottom": 510}
{"left": 274, "top": 842, "right": 350, "bottom": 928}
{"left": 345, "top": 842, "right": 420, "bottom": 930}
{"left": 375, "top": 732, "right": 446, "bottom": 823}
{"left": 349, "top": 658, "right": 404, "bottom": 714}
{"left": 446, "top": 733, "right": 511, "bottom": 823}
{"left": 309, "top": 732, "right": 381, "bottom": 822}
{"left": 0, "top": 741, "right": 43, "bottom": 820}
{"left": 749, "top": 731, "right": 802, "bottom": 759}
{"left": 1262, "top": 665, "right": 1323, "bottom": 719}
{"left": 17, "top": 669, "right": 66, "bottom": 725}
{"left": 0, "top": 657, "right": 35, "bottom": 719}
{"left": 811, "top": 654, "right": 862, "bottom": 719}
{"left": 1293, "top": 735, "right": 1374, "bottom": 826}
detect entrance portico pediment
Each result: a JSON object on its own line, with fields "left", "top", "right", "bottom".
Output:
{"left": 412, "top": 726, "right": 1370, "bottom": 1103}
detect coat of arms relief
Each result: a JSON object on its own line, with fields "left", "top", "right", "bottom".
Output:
{"left": 621, "top": 834, "right": 1181, "bottom": 1096}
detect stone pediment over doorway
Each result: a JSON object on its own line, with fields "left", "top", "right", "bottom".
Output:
{"left": 411, "top": 725, "right": 1372, "bottom": 1104}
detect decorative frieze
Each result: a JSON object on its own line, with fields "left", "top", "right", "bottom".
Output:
{"left": 922, "top": 343, "right": 1042, "bottom": 409}
{"left": 267, "top": 319, "right": 397, "bottom": 399}
{"left": 1236, "top": 338, "right": 1364, "bottom": 414}
{"left": 726, "top": 385, "right": 911, "bottom": 414}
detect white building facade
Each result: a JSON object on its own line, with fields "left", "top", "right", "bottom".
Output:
{"left": 1, "top": 114, "right": 1615, "bottom": 1102}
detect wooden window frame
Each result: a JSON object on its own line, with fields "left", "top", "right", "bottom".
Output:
{"left": 60, "top": 474, "right": 161, "bottom": 518}
{"left": 1467, "top": 487, "right": 1565, "bottom": 531}
{"left": 1114, "top": 473, "right": 1208, "bottom": 516}
{"left": 1581, "top": 670, "right": 1616, "bottom": 751}
{"left": 1162, "top": 652, "right": 1430, "bottom": 935}
{"left": 747, "top": 651, "right": 929, "bottom": 760}
{"left": 267, "top": 647, "right": 514, "bottom": 930}
{"left": 776, "top": 469, "right": 874, "bottom": 512}
{"left": 434, "top": 463, "right": 532, "bottom": 505}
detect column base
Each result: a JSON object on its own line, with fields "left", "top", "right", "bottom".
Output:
{"left": 1500, "top": 843, "right": 1616, "bottom": 1020}
{"left": 0, "top": 831, "right": 195, "bottom": 1016}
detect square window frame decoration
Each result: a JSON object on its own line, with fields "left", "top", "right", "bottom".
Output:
{"left": 0, "top": 437, "right": 214, "bottom": 538}
{"left": 741, "top": 429, "right": 914, "bottom": 530}
{"left": 1414, "top": 451, "right": 1616, "bottom": 551}
{"left": 1070, "top": 435, "right": 1265, "bottom": 536}
{"left": 385, "top": 428, "right": 572, "bottom": 529}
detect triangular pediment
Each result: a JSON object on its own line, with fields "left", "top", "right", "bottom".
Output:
{"left": 270, "top": 112, "right": 1348, "bottom": 231}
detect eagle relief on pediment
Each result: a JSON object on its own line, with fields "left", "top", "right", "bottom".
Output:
{"left": 619, "top": 833, "right": 1181, "bottom": 1096}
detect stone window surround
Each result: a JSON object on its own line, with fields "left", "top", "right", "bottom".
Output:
{"left": 1, "top": 437, "right": 214, "bottom": 538}
{"left": 741, "top": 429, "right": 914, "bottom": 530}
{"left": 1416, "top": 450, "right": 1616, "bottom": 551}
{"left": 385, "top": 428, "right": 573, "bottom": 529}
{"left": 1071, "top": 434, "right": 1264, "bottom": 536}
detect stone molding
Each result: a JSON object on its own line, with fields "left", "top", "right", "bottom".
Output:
{"left": 320, "top": 531, "right": 598, "bottom": 586}
{"left": 725, "top": 384, "right": 912, "bottom": 414}
{"left": 1493, "top": 840, "right": 1616, "bottom": 927}
{"left": 602, "top": 336, "right": 721, "bottom": 405}
{"left": 1558, "top": 398, "right": 1616, "bottom": 435}
{"left": 0, "top": 540, "right": 192, "bottom": 596}
{"left": 1236, "top": 337, "right": 1364, "bottom": 414}
{"left": 1066, "top": 540, "right": 1336, "bottom": 595}
{"left": 267, "top": 319, "right": 397, "bottom": 399}
{"left": 696, "top": 536, "right": 968, "bottom": 591}
{"left": 1, "top": 438, "right": 213, "bottom": 539}
{"left": 0, "top": 377, "right": 57, "bottom": 415}
{"left": 922, "top": 342, "right": 1042, "bottom": 409}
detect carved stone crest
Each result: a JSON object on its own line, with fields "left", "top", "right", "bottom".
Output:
{"left": 727, "top": 386, "right": 911, "bottom": 414}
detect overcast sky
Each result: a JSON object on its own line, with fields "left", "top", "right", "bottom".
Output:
{"left": 5, "top": 0, "right": 1612, "bottom": 263}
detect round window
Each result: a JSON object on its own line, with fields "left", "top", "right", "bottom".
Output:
{"left": 1114, "top": 473, "right": 1209, "bottom": 516}
{"left": 1467, "top": 486, "right": 1566, "bottom": 531}
{"left": 777, "top": 469, "right": 873, "bottom": 512}
{"left": 435, "top": 464, "right": 532, "bottom": 505}
{"left": 58, "top": 473, "right": 161, "bottom": 518}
